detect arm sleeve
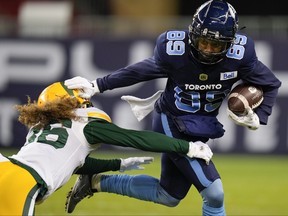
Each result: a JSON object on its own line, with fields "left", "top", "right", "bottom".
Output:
{"left": 75, "top": 157, "right": 121, "bottom": 174}
{"left": 242, "top": 61, "right": 281, "bottom": 124}
{"left": 84, "top": 120, "right": 189, "bottom": 154}
{"left": 239, "top": 38, "right": 282, "bottom": 124}
{"left": 97, "top": 57, "right": 167, "bottom": 92}
{"left": 252, "top": 62, "right": 281, "bottom": 124}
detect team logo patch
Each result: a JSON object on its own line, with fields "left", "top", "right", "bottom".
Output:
{"left": 199, "top": 73, "right": 208, "bottom": 81}
{"left": 220, "top": 71, "right": 238, "bottom": 80}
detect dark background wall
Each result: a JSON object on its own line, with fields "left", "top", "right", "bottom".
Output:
{"left": 179, "top": 0, "right": 287, "bottom": 16}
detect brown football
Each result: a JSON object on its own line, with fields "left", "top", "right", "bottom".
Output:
{"left": 228, "top": 83, "right": 263, "bottom": 115}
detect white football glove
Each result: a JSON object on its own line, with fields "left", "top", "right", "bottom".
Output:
{"left": 227, "top": 107, "right": 260, "bottom": 130}
{"left": 64, "top": 76, "right": 99, "bottom": 99}
{"left": 187, "top": 141, "right": 213, "bottom": 165}
{"left": 119, "top": 157, "right": 154, "bottom": 172}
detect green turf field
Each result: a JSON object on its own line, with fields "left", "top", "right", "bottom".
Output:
{"left": 2, "top": 150, "right": 288, "bottom": 215}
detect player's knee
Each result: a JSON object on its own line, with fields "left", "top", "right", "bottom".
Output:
{"left": 201, "top": 179, "right": 224, "bottom": 208}
{"left": 156, "top": 186, "right": 180, "bottom": 207}
{"left": 206, "top": 188, "right": 224, "bottom": 207}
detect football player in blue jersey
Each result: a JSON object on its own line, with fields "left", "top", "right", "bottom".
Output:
{"left": 64, "top": 0, "right": 281, "bottom": 215}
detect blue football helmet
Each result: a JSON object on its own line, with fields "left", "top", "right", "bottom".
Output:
{"left": 189, "top": 0, "right": 239, "bottom": 64}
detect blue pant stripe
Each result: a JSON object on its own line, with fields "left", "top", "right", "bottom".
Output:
{"left": 160, "top": 113, "right": 173, "bottom": 137}
{"left": 189, "top": 159, "right": 212, "bottom": 187}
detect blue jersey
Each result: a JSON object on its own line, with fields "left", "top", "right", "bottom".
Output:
{"left": 97, "top": 30, "right": 281, "bottom": 125}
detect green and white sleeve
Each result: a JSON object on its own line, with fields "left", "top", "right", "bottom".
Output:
{"left": 84, "top": 120, "right": 190, "bottom": 154}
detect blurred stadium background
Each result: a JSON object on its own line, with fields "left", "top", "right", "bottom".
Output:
{"left": 0, "top": 0, "right": 287, "bottom": 215}
{"left": 0, "top": 0, "right": 287, "bottom": 154}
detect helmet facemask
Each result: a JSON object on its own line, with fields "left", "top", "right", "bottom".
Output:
{"left": 188, "top": 0, "right": 238, "bottom": 64}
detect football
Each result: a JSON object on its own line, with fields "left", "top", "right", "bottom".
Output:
{"left": 228, "top": 83, "right": 263, "bottom": 115}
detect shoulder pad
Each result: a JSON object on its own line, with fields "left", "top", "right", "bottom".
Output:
{"left": 76, "top": 108, "right": 112, "bottom": 122}
{"left": 154, "top": 30, "right": 191, "bottom": 69}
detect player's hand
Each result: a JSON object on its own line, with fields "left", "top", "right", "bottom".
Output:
{"left": 227, "top": 107, "right": 260, "bottom": 130}
{"left": 187, "top": 141, "right": 213, "bottom": 165}
{"left": 64, "top": 76, "right": 99, "bottom": 99}
{"left": 119, "top": 157, "right": 154, "bottom": 172}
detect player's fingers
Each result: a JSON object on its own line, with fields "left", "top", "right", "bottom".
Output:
{"left": 65, "top": 83, "right": 84, "bottom": 89}
{"left": 143, "top": 157, "right": 154, "bottom": 164}
{"left": 78, "top": 92, "right": 91, "bottom": 99}
{"left": 136, "top": 157, "right": 154, "bottom": 164}
{"left": 64, "top": 78, "right": 79, "bottom": 86}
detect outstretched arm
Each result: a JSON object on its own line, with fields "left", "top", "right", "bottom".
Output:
{"left": 75, "top": 156, "right": 154, "bottom": 175}
{"left": 64, "top": 58, "right": 167, "bottom": 98}
{"left": 84, "top": 120, "right": 213, "bottom": 164}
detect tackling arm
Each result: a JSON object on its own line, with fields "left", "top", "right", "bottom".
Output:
{"left": 84, "top": 120, "right": 213, "bottom": 164}
{"left": 75, "top": 156, "right": 154, "bottom": 174}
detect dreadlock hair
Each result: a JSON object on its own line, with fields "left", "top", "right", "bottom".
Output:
{"left": 15, "top": 96, "right": 81, "bottom": 129}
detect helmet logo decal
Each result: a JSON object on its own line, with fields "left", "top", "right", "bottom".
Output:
{"left": 199, "top": 73, "right": 208, "bottom": 81}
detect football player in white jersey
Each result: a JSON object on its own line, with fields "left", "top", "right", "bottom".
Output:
{"left": 0, "top": 81, "right": 212, "bottom": 215}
